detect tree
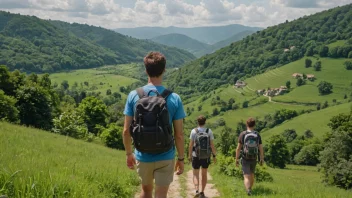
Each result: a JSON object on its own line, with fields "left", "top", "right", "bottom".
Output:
{"left": 318, "top": 81, "right": 333, "bottom": 95}
{"left": 198, "top": 105, "right": 202, "bottom": 111}
{"left": 212, "top": 108, "right": 219, "bottom": 116}
{"left": 0, "top": 90, "right": 19, "bottom": 122}
{"left": 319, "top": 46, "right": 329, "bottom": 57}
{"left": 266, "top": 135, "right": 290, "bottom": 168}
{"left": 305, "top": 59, "right": 312, "bottom": 68}
{"left": 100, "top": 124, "right": 124, "bottom": 149}
{"left": 0, "top": 65, "right": 16, "bottom": 96}
{"left": 16, "top": 84, "right": 54, "bottom": 130}
{"left": 302, "top": 73, "right": 307, "bottom": 80}
{"left": 304, "top": 129, "right": 314, "bottom": 139}
{"left": 218, "top": 127, "right": 237, "bottom": 156}
{"left": 294, "top": 144, "right": 323, "bottom": 165}
{"left": 235, "top": 121, "right": 246, "bottom": 135}
{"left": 314, "top": 61, "right": 322, "bottom": 71}
{"left": 282, "top": 129, "right": 297, "bottom": 143}
{"left": 296, "top": 78, "right": 305, "bottom": 86}
{"left": 317, "top": 103, "right": 321, "bottom": 110}
{"left": 344, "top": 94, "right": 348, "bottom": 99}
{"left": 78, "top": 97, "right": 108, "bottom": 134}
{"left": 106, "top": 89, "right": 112, "bottom": 95}
{"left": 53, "top": 111, "right": 88, "bottom": 139}
{"left": 242, "top": 100, "right": 249, "bottom": 108}
{"left": 322, "top": 101, "right": 329, "bottom": 109}
{"left": 344, "top": 61, "right": 352, "bottom": 70}
{"left": 286, "top": 80, "right": 291, "bottom": 89}
{"left": 61, "top": 80, "right": 69, "bottom": 90}
{"left": 288, "top": 139, "right": 304, "bottom": 163}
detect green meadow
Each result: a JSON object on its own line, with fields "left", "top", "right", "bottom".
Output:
{"left": 49, "top": 64, "right": 139, "bottom": 98}
{"left": 0, "top": 122, "right": 139, "bottom": 198}
{"left": 210, "top": 164, "right": 352, "bottom": 198}
{"left": 261, "top": 102, "right": 352, "bottom": 141}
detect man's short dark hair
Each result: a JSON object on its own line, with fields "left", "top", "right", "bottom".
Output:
{"left": 144, "top": 52, "right": 166, "bottom": 77}
{"left": 197, "top": 115, "right": 206, "bottom": 126}
{"left": 246, "top": 117, "right": 256, "bottom": 128}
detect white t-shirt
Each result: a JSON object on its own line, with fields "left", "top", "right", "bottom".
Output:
{"left": 189, "top": 127, "right": 214, "bottom": 157}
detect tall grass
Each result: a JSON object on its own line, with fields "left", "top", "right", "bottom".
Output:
{"left": 0, "top": 122, "right": 139, "bottom": 197}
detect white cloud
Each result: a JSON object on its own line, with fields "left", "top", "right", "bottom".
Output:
{"left": 0, "top": 0, "right": 351, "bottom": 28}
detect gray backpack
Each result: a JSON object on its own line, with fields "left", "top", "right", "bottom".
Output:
{"left": 130, "top": 88, "right": 173, "bottom": 154}
{"left": 194, "top": 128, "right": 212, "bottom": 159}
{"left": 242, "top": 131, "right": 259, "bottom": 160}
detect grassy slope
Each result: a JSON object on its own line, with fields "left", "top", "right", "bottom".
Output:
{"left": 50, "top": 64, "right": 139, "bottom": 98}
{"left": 210, "top": 165, "right": 352, "bottom": 198}
{"left": 261, "top": 102, "right": 352, "bottom": 140}
{"left": 0, "top": 122, "right": 139, "bottom": 197}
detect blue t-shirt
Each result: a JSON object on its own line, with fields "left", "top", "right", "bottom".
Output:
{"left": 124, "top": 85, "right": 186, "bottom": 162}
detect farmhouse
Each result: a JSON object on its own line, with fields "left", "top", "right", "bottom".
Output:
{"left": 284, "top": 48, "right": 290, "bottom": 52}
{"left": 262, "top": 85, "right": 288, "bottom": 97}
{"left": 257, "top": 89, "right": 265, "bottom": 95}
{"left": 235, "top": 80, "right": 246, "bottom": 88}
{"left": 292, "top": 73, "right": 302, "bottom": 78}
{"left": 307, "top": 74, "right": 315, "bottom": 80}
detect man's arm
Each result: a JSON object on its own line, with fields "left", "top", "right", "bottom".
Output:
{"left": 235, "top": 143, "right": 242, "bottom": 163}
{"left": 173, "top": 119, "right": 185, "bottom": 159}
{"left": 123, "top": 116, "right": 133, "bottom": 155}
{"left": 259, "top": 144, "right": 264, "bottom": 165}
{"left": 188, "top": 137, "right": 194, "bottom": 162}
{"left": 210, "top": 140, "right": 217, "bottom": 156}
{"left": 123, "top": 115, "right": 136, "bottom": 169}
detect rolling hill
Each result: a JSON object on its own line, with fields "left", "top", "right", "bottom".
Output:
{"left": 0, "top": 122, "right": 139, "bottom": 197}
{"left": 0, "top": 11, "right": 195, "bottom": 73}
{"left": 116, "top": 24, "right": 261, "bottom": 44}
{"left": 151, "top": 33, "right": 211, "bottom": 57}
{"left": 165, "top": 4, "right": 352, "bottom": 99}
{"left": 152, "top": 30, "right": 255, "bottom": 57}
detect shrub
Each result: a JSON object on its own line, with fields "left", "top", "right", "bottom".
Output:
{"left": 304, "top": 129, "right": 314, "bottom": 139}
{"left": 53, "top": 111, "right": 88, "bottom": 139}
{"left": 0, "top": 90, "right": 19, "bottom": 122}
{"left": 282, "top": 129, "right": 297, "bottom": 143}
{"left": 100, "top": 124, "right": 124, "bottom": 149}
{"left": 294, "top": 144, "right": 323, "bottom": 165}
{"left": 218, "top": 155, "right": 273, "bottom": 182}
{"left": 318, "top": 81, "right": 333, "bottom": 95}
{"left": 266, "top": 135, "right": 290, "bottom": 168}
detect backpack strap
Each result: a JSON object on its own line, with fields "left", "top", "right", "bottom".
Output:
{"left": 205, "top": 128, "right": 209, "bottom": 133}
{"left": 161, "top": 89, "right": 172, "bottom": 99}
{"left": 136, "top": 87, "right": 145, "bottom": 99}
{"left": 195, "top": 128, "right": 199, "bottom": 133}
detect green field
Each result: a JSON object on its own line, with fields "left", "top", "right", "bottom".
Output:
{"left": 49, "top": 64, "right": 139, "bottom": 97}
{"left": 210, "top": 164, "right": 352, "bottom": 198}
{"left": 261, "top": 102, "right": 352, "bottom": 141}
{"left": 0, "top": 122, "right": 139, "bottom": 197}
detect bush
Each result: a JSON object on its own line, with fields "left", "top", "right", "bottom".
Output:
{"left": 314, "top": 61, "right": 322, "bottom": 71}
{"left": 318, "top": 81, "right": 333, "bottom": 95}
{"left": 266, "top": 135, "right": 290, "bottom": 168}
{"left": 0, "top": 90, "right": 19, "bottom": 122}
{"left": 288, "top": 139, "right": 304, "bottom": 163}
{"left": 305, "top": 58, "right": 312, "bottom": 68}
{"left": 344, "top": 61, "right": 352, "bottom": 70}
{"left": 218, "top": 155, "right": 273, "bottom": 182}
{"left": 100, "top": 124, "right": 124, "bottom": 149}
{"left": 52, "top": 111, "right": 88, "bottom": 139}
{"left": 217, "top": 127, "right": 237, "bottom": 156}
{"left": 296, "top": 78, "right": 305, "bottom": 86}
{"left": 282, "top": 129, "right": 297, "bottom": 143}
{"left": 294, "top": 144, "right": 323, "bottom": 165}
{"left": 304, "top": 129, "right": 314, "bottom": 138}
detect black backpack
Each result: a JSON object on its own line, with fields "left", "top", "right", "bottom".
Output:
{"left": 130, "top": 88, "right": 174, "bottom": 154}
{"left": 194, "top": 128, "right": 212, "bottom": 159}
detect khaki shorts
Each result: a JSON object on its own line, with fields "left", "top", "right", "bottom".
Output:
{"left": 136, "top": 159, "right": 175, "bottom": 186}
{"left": 242, "top": 159, "right": 257, "bottom": 175}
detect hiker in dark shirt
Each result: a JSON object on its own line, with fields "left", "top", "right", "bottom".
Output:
{"left": 235, "top": 117, "right": 264, "bottom": 196}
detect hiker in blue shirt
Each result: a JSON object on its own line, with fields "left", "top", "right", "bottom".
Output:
{"left": 123, "top": 52, "right": 186, "bottom": 198}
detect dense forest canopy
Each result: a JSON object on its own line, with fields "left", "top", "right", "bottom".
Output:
{"left": 166, "top": 4, "right": 352, "bottom": 100}
{"left": 0, "top": 11, "right": 195, "bottom": 73}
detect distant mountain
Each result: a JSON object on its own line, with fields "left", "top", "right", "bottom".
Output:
{"left": 0, "top": 11, "right": 195, "bottom": 73}
{"left": 151, "top": 33, "right": 211, "bottom": 56}
{"left": 115, "top": 24, "right": 262, "bottom": 44}
{"left": 150, "top": 30, "right": 256, "bottom": 57}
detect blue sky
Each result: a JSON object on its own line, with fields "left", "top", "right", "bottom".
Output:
{"left": 0, "top": 0, "right": 351, "bottom": 28}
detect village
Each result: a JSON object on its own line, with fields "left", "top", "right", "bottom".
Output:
{"left": 234, "top": 72, "right": 316, "bottom": 97}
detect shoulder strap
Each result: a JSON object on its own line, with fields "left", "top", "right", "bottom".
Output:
{"left": 195, "top": 128, "right": 199, "bottom": 133}
{"left": 161, "top": 89, "right": 172, "bottom": 99}
{"left": 205, "top": 128, "right": 209, "bottom": 133}
{"left": 136, "top": 87, "right": 145, "bottom": 99}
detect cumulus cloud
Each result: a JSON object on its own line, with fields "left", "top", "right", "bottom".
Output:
{"left": 0, "top": 0, "right": 351, "bottom": 28}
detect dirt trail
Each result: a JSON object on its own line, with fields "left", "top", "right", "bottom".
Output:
{"left": 134, "top": 170, "right": 220, "bottom": 198}
{"left": 185, "top": 170, "right": 220, "bottom": 198}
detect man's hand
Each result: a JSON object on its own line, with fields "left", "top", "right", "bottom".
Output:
{"left": 259, "top": 159, "right": 264, "bottom": 166}
{"left": 175, "top": 160, "right": 184, "bottom": 175}
{"left": 188, "top": 156, "right": 192, "bottom": 164}
{"left": 235, "top": 159, "right": 240, "bottom": 167}
{"left": 126, "top": 154, "right": 136, "bottom": 170}
{"left": 213, "top": 157, "right": 217, "bottom": 164}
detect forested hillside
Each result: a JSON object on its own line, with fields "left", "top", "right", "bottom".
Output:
{"left": 166, "top": 4, "right": 352, "bottom": 99}
{"left": 0, "top": 11, "right": 195, "bottom": 73}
